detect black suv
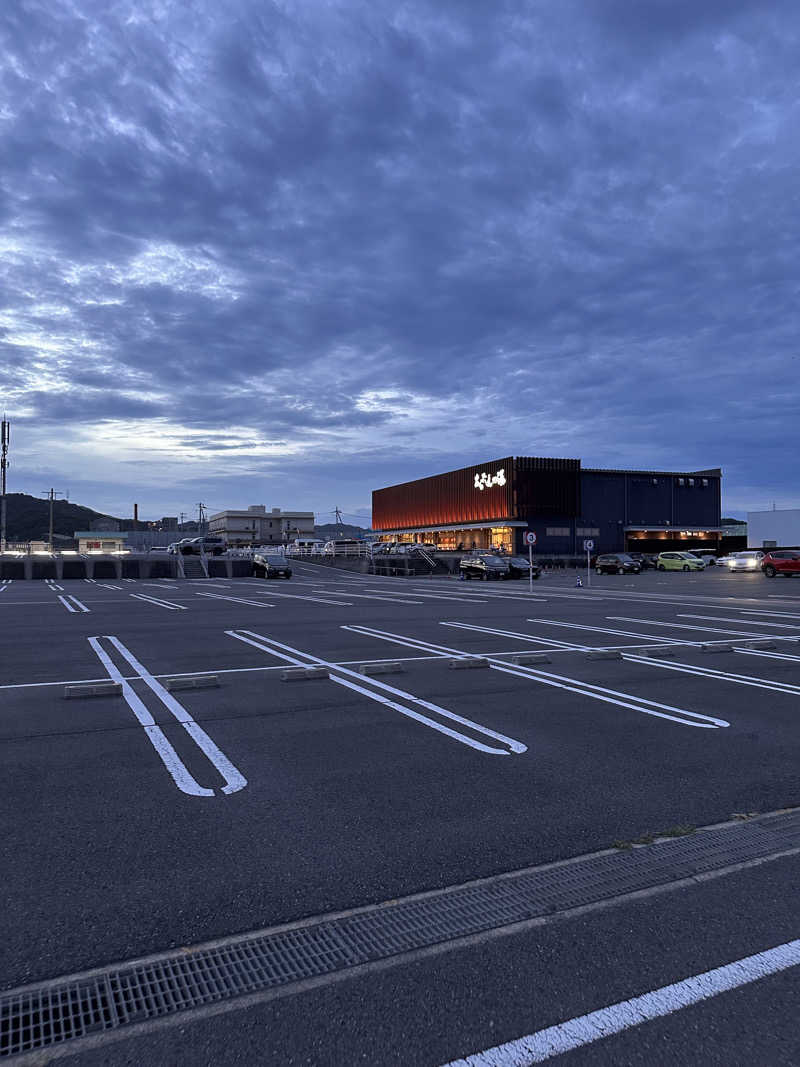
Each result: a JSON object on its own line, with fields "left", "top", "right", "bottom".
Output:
{"left": 595, "top": 553, "right": 641, "bottom": 575}
{"left": 253, "top": 554, "right": 293, "bottom": 579}
{"left": 459, "top": 554, "right": 510, "bottom": 580}
{"left": 505, "top": 556, "right": 542, "bottom": 580}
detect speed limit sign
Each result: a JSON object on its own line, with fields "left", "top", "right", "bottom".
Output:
{"left": 524, "top": 532, "right": 537, "bottom": 546}
{"left": 583, "top": 539, "right": 595, "bottom": 551}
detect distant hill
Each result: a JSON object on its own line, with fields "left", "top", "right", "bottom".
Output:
{"left": 1, "top": 493, "right": 119, "bottom": 542}
{"left": 314, "top": 523, "right": 372, "bottom": 539}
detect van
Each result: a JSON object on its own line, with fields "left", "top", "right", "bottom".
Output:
{"left": 322, "top": 539, "right": 365, "bottom": 556}
{"left": 291, "top": 538, "right": 325, "bottom": 552}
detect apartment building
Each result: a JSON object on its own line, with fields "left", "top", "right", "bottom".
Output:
{"left": 208, "top": 505, "right": 315, "bottom": 546}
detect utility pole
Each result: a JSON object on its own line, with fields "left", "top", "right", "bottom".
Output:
{"left": 197, "top": 502, "right": 208, "bottom": 532}
{"left": 179, "top": 511, "right": 187, "bottom": 531}
{"left": 334, "top": 506, "right": 344, "bottom": 534}
{"left": 41, "top": 488, "right": 64, "bottom": 551}
{"left": 0, "top": 417, "right": 9, "bottom": 552}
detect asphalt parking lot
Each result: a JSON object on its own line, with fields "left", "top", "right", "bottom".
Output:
{"left": 2, "top": 562, "right": 799, "bottom": 1064}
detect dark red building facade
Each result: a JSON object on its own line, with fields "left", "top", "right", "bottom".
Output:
{"left": 372, "top": 457, "right": 722, "bottom": 554}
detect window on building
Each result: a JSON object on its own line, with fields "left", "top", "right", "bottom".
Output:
{"left": 546, "top": 527, "right": 570, "bottom": 537}
{"left": 677, "top": 478, "right": 685, "bottom": 486}
{"left": 576, "top": 527, "right": 600, "bottom": 537}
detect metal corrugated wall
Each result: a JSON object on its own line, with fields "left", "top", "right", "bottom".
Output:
{"left": 372, "top": 457, "right": 515, "bottom": 531}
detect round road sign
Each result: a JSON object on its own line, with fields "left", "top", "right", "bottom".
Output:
{"left": 583, "top": 539, "right": 595, "bottom": 551}
{"left": 524, "top": 532, "right": 537, "bottom": 546}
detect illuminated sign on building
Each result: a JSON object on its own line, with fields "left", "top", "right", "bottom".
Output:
{"left": 474, "top": 468, "right": 506, "bottom": 491}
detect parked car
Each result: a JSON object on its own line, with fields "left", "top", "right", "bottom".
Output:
{"left": 505, "top": 556, "right": 542, "bottom": 580}
{"left": 459, "top": 554, "right": 510, "bottom": 580}
{"left": 715, "top": 554, "right": 735, "bottom": 568}
{"left": 727, "top": 550, "right": 765, "bottom": 572}
{"left": 148, "top": 546, "right": 169, "bottom": 553}
{"left": 595, "top": 553, "right": 641, "bottom": 575}
{"left": 689, "top": 551, "right": 718, "bottom": 566}
{"left": 627, "top": 552, "right": 653, "bottom": 570}
{"left": 370, "top": 541, "right": 397, "bottom": 555}
{"left": 656, "top": 551, "right": 705, "bottom": 571}
{"left": 761, "top": 550, "right": 800, "bottom": 578}
{"left": 180, "top": 536, "right": 227, "bottom": 556}
{"left": 167, "top": 539, "right": 192, "bottom": 554}
{"left": 252, "top": 554, "right": 292, "bottom": 579}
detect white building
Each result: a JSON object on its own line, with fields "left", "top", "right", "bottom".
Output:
{"left": 747, "top": 508, "right": 800, "bottom": 549}
{"left": 208, "top": 505, "right": 315, "bottom": 546}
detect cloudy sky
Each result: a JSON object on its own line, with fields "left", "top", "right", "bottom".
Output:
{"left": 2, "top": 0, "right": 797, "bottom": 523}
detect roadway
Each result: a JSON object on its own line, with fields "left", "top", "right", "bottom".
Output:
{"left": 0, "top": 563, "right": 798, "bottom": 1063}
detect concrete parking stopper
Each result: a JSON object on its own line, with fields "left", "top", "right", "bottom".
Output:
{"left": 164, "top": 675, "right": 219, "bottom": 691}
{"left": 357, "top": 662, "right": 405, "bottom": 676}
{"left": 511, "top": 652, "right": 552, "bottom": 665}
{"left": 448, "top": 657, "right": 490, "bottom": 670}
{"left": 700, "top": 643, "right": 733, "bottom": 653}
{"left": 281, "top": 667, "right": 330, "bottom": 681}
{"left": 64, "top": 682, "right": 122, "bottom": 699}
{"left": 586, "top": 650, "right": 623, "bottom": 661}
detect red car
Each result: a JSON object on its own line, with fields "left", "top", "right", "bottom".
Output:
{"left": 761, "top": 550, "right": 800, "bottom": 578}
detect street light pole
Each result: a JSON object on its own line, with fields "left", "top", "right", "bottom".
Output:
{"left": 0, "top": 417, "right": 9, "bottom": 552}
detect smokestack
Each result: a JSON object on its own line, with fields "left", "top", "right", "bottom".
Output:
{"left": 134, "top": 503, "right": 139, "bottom": 528}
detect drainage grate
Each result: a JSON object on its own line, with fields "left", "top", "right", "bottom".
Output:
{"left": 3, "top": 810, "right": 799, "bottom": 1059}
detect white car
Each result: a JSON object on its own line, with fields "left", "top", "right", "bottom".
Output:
{"left": 689, "top": 551, "right": 718, "bottom": 566}
{"left": 727, "top": 550, "right": 765, "bottom": 572}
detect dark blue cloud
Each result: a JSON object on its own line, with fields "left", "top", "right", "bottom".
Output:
{"left": 1, "top": 0, "right": 798, "bottom": 518}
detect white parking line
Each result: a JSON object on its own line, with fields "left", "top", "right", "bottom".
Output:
{"left": 678, "top": 613, "right": 800, "bottom": 630}
{"left": 226, "top": 629, "right": 527, "bottom": 756}
{"left": 46, "top": 580, "right": 65, "bottom": 591}
{"left": 607, "top": 616, "right": 778, "bottom": 639}
{"left": 98, "top": 583, "right": 123, "bottom": 590}
{"left": 622, "top": 653, "right": 800, "bottom": 697}
{"left": 89, "top": 636, "right": 247, "bottom": 796}
{"left": 347, "top": 625, "right": 727, "bottom": 729}
{"left": 193, "top": 591, "right": 274, "bottom": 608}
{"left": 239, "top": 586, "right": 353, "bottom": 606}
{"left": 740, "top": 609, "right": 800, "bottom": 620}
{"left": 84, "top": 578, "right": 97, "bottom": 584}
{"left": 312, "top": 589, "right": 426, "bottom": 605}
{"left": 441, "top": 621, "right": 589, "bottom": 651}
{"left": 364, "top": 587, "right": 491, "bottom": 604}
{"left": 441, "top": 938, "right": 800, "bottom": 1066}
{"left": 130, "top": 593, "right": 187, "bottom": 611}
{"left": 57, "top": 595, "right": 90, "bottom": 613}
{"left": 734, "top": 648, "right": 800, "bottom": 664}
{"left": 525, "top": 618, "right": 689, "bottom": 645}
